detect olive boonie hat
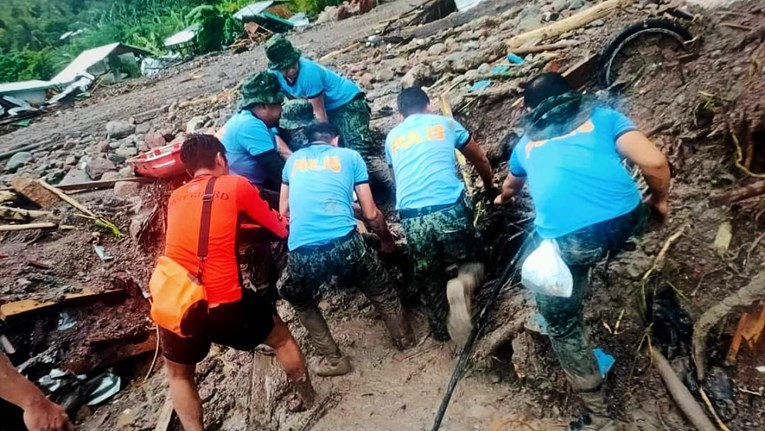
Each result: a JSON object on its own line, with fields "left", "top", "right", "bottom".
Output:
{"left": 239, "top": 71, "right": 285, "bottom": 108}
{"left": 265, "top": 34, "right": 301, "bottom": 70}
{"left": 280, "top": 100, "right": 315, "bottom": 129}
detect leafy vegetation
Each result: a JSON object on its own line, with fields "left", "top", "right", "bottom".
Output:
{"left": 0, "top": 0, "right": 275, "bottom": 83}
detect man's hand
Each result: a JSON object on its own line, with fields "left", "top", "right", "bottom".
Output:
{"left": 23, "top": 397, "right": 74, "bottom": 431}
{"left": 646, "top": 194, "right": 669, "bottom": 220}
{"left": 484, "top": 184, "right": 500, "bottom": 202}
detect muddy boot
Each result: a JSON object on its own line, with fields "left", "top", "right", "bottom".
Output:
{"left": 290, "top": 373, "right": 316, "bottom": 411}
{"left": 379, "top": 306, "right": 416, "bottom": 351}
{"left": 446, "top": 263, "right": 485, "bottom": 346}
{"left": 567, "top": 386, "right": 622, "bottom": 431}
{"left": 294, "top": 305, "right": 352, "bottom": 377}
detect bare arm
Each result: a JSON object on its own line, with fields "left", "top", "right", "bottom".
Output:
{"left": 279, "top": 183, "right": 290, "bottom": 219}
{"left": 0, "top": 352, "right": 73, "bottom": 431}
{"left": 309, "top": 94, "right": 328, "bottom": 122}
{"left": 275, "top": 135, "right": 293, "bottom": 159}
{"left": 460, "top": 138, "right": 495, "bottom": 192}
{"left": 616, "top": 130, "right": 671, "bottom": 215}
{"left": 355, "top": 183, "right": 394, "bottom": 249}
{"left": 494, "top": 172, "right": 526, "bottom": 205}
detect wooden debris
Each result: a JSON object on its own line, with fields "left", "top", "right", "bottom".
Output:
{"left": 0, "top": 289, "right": 126, "bottom": 320}
{"left": 36, "top": 179, "right": 123, "bottom": 237}
{"left": 10, "top": 177, "right": 60, "bottom": 209}
{"left": 506, "top": 0, "right": 635, "bottom": 49}
{"left": 699, "top": 388, "right": 731, "bottom": 431}
{"left": 0, "top": 191, "right": 16, "bottom": 203}
{"left": 154, "top": 393, "right": 175, "bottom": 431}
{"left": 0, "top": 140, "right": 49, "bottom": 161}
{"left": 721, "top": 22, "right": 753, "bottom": 31}
{"left": 713, "top": 221, "right": 733, "bottom": 257}
{"left": 709, "top": 180, "right": 765, "bottom": 207}
{"left": 0, "top": 206, "right": 54, "bottom": 222}
{"left": 510, "top": 40, "right": 579, "bottom": 55}
{"left": 56, "top": 177, "right": 156, "bottom": 192}
{"left": 651, "top": 348, "right": 716, "bottom": 431}
{"left": 694, "top": 270, "right": 765, "bottom": 380}
{"left": 66, "top": 335, "right": 157, "bottom": 374}
{"left": 0, "top": 222, "right": 59, "bottom": 232}
{"left": 562, "top": 54, "right": 599, "bottom": 89}
{"left": 319, "top": 42, "right": 362, "bottom": 62}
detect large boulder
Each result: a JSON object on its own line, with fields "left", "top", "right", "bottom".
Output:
{"left": 114, "top": 181, "right": 142, "bottom": 198}
{"left": 106, "top": 120, "right": 136, "bottom": 140}
{"left": 186, "top": 115, "right": 209, "bottom": 134}
{"left": 144, "top": 131, "right": 167, "bottom": 149}
{"left": 5, "top": 152, "right": 33, "bottom": 173}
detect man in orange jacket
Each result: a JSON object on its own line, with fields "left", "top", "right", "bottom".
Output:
{"left": 160, "top": 134, "right": 315, "bottom": 431}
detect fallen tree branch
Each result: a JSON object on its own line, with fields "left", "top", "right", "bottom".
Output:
{"left": 709, "top": 180, "right": 765, "bottom": 207}
{"left": 651, "top": 348, "right": 716, "bottom": 431}
{"left": 0, "top": 206, "right": 53, "bottom": 221}
{"left": 693, "top": 269, "right": 765, "bottom": 381}
{"left": 699, "top": 388, "right": 731, "bottom": 431}
{"left": 37, "top": 179, "right": 123, "bottom": 237}
{"left": 642, "top": 224, "right": 690, "bottom": 282}
{"left": 319, "top": 42, "right": 361, "bottom": 62}
{"left": 506, "top": 0, "right": 635, "bottom": 49}
{"left": 0, "top": 222, "right": 60, "bottom": 231}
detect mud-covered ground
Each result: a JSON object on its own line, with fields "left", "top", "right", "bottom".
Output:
{"left": 2, "top": 0, "right": 765, "bottom": 430}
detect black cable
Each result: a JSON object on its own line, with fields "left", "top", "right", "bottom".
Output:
{"left": 431, "top": 237, "right": 529, "bottom": 431}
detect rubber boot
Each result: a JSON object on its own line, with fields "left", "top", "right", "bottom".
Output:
{"left": 293, "top": 305, "right": 352, "bottom": 377}
{"left": 378, "top": 303, "right": 416, "bottom": 350}
{"left": 567, "top": 386, "right": 622, "bottom": 431}
{"left": 446, "top": 263, "right": 485, "bottom": 346}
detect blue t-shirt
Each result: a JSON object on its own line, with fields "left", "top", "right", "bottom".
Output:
{"left": 220, "top": 110, "right": 276, "bottom": 185}
{"left": 271, "top": 57, "right": 361, "bottom": 112}
{"left": 385, "top": 114, "right": 470, "bottom": 210}
{"left": 510, "top": 107, "right": 641, "bottom": 239}
{"left": 282, "top": 143, "right": 368, "bottom": 250}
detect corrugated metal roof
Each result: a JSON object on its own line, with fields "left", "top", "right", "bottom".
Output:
{"left": 234, "top": 1, "right": 275, "bottom": 20}
{"left": 164, "top": 23, "right": 201, "bottom": 47}
{"left": 0, "top": 80, "right": 56, "bottom": 94}
{"left": 50, "top": 43, "right": 151, "bottom": 85}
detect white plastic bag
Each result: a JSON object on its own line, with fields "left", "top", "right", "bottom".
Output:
{"left": 521, "top": 239, "right": 573, "bottom": 298}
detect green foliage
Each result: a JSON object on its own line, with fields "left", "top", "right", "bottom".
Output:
{"left": 289, "top": 0, "right": 344, "bottom": 18}
{"left": 186, "top": 5, "right": 225, "bottom": 54}
{"left": 0, "top": 49, "right": 57, "bottom": 82}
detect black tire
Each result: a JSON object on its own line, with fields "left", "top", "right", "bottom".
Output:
{"left": 598, "top": 18, "right": 694, "bottom": 88}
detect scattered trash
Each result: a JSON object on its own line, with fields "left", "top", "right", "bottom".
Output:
{"left": 57, "top": 312, "right": 77, "bottom": 331}
{"left": 469, "top": 80, "right": 493, "bottom": 92}
{"left": 93, "top": 245, "right": 114, "bottom": 262}
{"left": 714, "top": 221, "right": 733, "bottom": 257}
{"left": 12, "top": 119, "right": 31, "bottom": 127}
{"left": 38, "top": 369, "right": 122, "bottom": 416}
{"left": 490, "top": 65, "right": 510, "bottom": 74}
{"left": 0, "top": 334, "right": 15, "bottom": 354}
{"left": 86, "top": 372, "right": 122, "bottom": 406}
{"left": 594, "top": 347, "right": 615, "bottom": 378}
{"left": 521, "top": 239, "right": 573, "bottom": 298}
{"left": 506, "top": 53, "right": 525, "bottom": 65}
{"left": 703, "top": 366, "right": 736, "bottom": 421}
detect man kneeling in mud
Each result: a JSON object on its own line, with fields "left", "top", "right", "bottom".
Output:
{"left": 495, "top": 73, "right": 670, "bottom": 430}
{"left": 158, "top": 135, "right": 315, "bottom": 431}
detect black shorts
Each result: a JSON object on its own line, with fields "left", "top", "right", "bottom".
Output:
{"left": 159, "top": 289, "right": 276, "bottom": 365}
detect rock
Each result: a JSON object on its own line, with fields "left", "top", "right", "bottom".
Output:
{"left": 316, "top": 5, "right": 347, "bottom": 23}
{"left": 186, "top": 115, "right": 209, "bottom": 134}
{"left": 135, "top": 123, "right": 151, "bottom": 134}
{"left": 114, "top": 181, "right": 142, "bottom": 198}
{"left": 427, "top": 43, "right": 447, "bottom": 56}
{"left": 85, "top": 158, "right": 117, "bottom": 180}
{"left": 101, "top": 171, "right": 121, "bottom": 181}
{"left": 59, "top": 168, "right": 90, "bottom": 186}
{"left": 5, "top": 152, "right": 33, "bottom": 173}
{"left": 589, "top": 19, "right": 605, "bottom": 27}
{"left": 359, "top": 72, "right": 374, "bottom": 87}
{"left": 64, "top": 156, "right": 78, "bottom": 166}
{"left": 44, "top": 169, "right": 66, "bottom": 184}
{"left": 108, "top": 154, "right": 127, "bottom": 165}
{"left": 445, "top": 38, "right": 460, "bottom": 53}
{"left": 106, "top": 120, "right": 136, "bottom": 140}
{"left": 97, "top": 141, "right": 110, "bottom": 153}
{"left": 477, "top": 63, "right": 491, "bottom": 74}
{"left": 374, "top": 68, "right": 395, "bottom": 83}
{"left": 568, "top": 0, "right": 585, "bottom": 9}
{"left": 115, "top": 147, "right": 138, "bottom": 158}
{"left": 401, "top": 65, "right": 430, "bottom": 89}
{"left": 551, "top": 0, "right": 568, "bottom": 12}
{"left": 9, "top": 177, "right": 60, "bottom": 208}
{"left": 144, "top": 130, "right": 167, "bottom": 149}
{"left": 119, "top": 166, "right": 135, "bottom": 178}
{"left": 109, "top": 141, "right": 123, "bottom": 150}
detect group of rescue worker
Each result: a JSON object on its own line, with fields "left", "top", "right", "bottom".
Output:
{"left": 160, "top": 34, "right": 670, "bottom": 431}
{"left": 0, "top": 32, "right": 669, "bottom": 431}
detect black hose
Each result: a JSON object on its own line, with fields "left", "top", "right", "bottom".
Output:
{"left": 430, "top": 238, "right": 529, "bottom": 431}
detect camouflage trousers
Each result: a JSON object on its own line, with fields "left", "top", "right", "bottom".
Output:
{"left": 528, "top": 203, "right": 647, "bottom": 391}
{"left": 279, "top": 230, "right": 402, "bottom": 318}
{"left": 238, "top": 237, "right": 287, "bottom": 304}
{"left": 401, "top": 198, "right": 484, "bottom": 339}
{"left": 328, "top": 97, "right": 394, "bottom": 193}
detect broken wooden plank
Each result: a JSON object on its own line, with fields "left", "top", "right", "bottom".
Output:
{"left": 11, "top": 177, "right": 60, "bottom": 209}
{"left": 506, "top": 0, "right": 635, "bottom": 49}
{"left": 709, "top": 180, "right": 765, "bottom": 207}
{"left": 0, "top": 289, "right": 126, "bottom": 320}
{"left": 562, "top": 54, "right": 599, "bottom": 89}
{"left": 510, "top": 40, "right": 579, "bottom": 55}
{"left": 0, "top": 206, "right": 54, "bottom": 221}
{"left": 742, "top": 302, "right": 765, "bottom": 350}
{"left": 66, "top": 335, "right": 157, "bottom": 374}
{"left": 55, "top": 176, "right": 156, "bottom": 192}
{"left": 0, "top": 222, "right": 59, "bottom": 232}
{"left": 154, "top": 393, "right": 175, "bottom": 431}
{"left": 36, "top": 179, "right": 97, "bottom": 217}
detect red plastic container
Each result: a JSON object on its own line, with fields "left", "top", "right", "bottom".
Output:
{"left": 127, "top": 142, "right": 187, "bottom": 178}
